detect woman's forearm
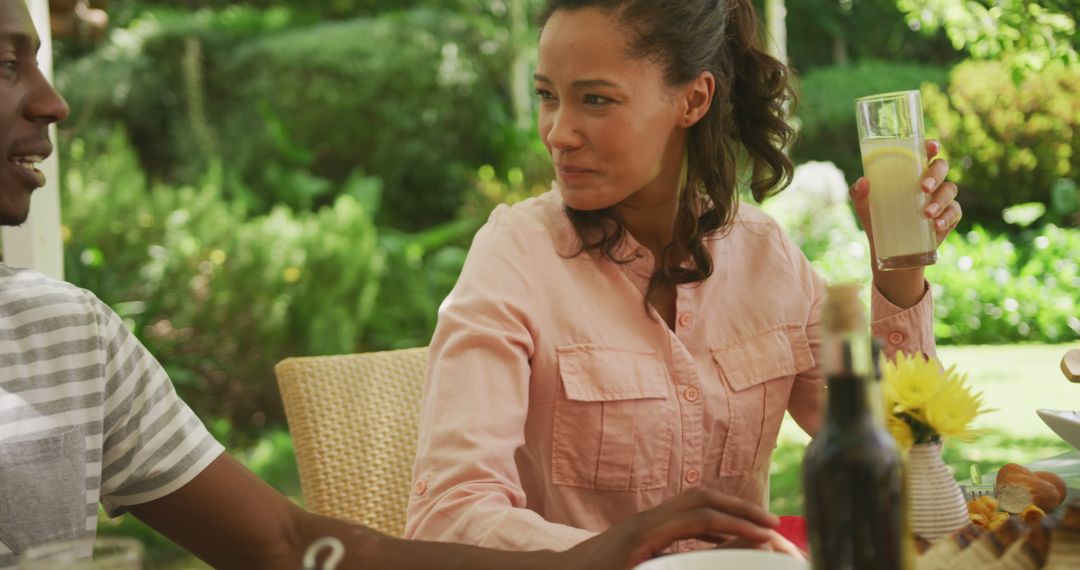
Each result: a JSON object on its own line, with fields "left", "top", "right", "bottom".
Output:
{"left": 871, "top": 266, "right": 926, "bottom": 309}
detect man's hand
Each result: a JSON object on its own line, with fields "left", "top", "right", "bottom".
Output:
{"left": 556, "top": 488, "right": 784, "bottom": 570}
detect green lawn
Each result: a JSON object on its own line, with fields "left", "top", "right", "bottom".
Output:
{"left": 770, "top": 343, "right": 1079, "bottom": 515}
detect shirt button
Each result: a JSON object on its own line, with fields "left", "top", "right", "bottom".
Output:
{"left": 684, "top": 468, "right": 701, "bottom": 483}
{"left": 684, "top": 387, "right": 700, "bottom": 402}
{"left": 678, "top": 312, "right": 693, "bottom": 328}
{"left": 413, "top": 480, "right": 427, "bottom": 496}
{"left": 887, "top": 331, "right": 906, "bottom": 346}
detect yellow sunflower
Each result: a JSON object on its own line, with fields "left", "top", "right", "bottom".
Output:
{"left": 923, "top": 365, "right": 993, "bottom": 441}
{"left": 883, "top": 351, "right": 945, "bottom": 411}
{"left": 886, "top": 413, "right": 915, "bottom": 451}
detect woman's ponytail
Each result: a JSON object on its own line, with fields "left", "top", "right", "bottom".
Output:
{"left": 723, "top": 0, "right": 795, "bottom": 202}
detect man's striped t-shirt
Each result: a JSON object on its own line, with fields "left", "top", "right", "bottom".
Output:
{"left": 0, "top": 263, "right": 224, "bottom": 566}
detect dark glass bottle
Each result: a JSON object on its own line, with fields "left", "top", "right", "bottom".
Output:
{"left": 802, "top": 284, "right": 906, "bottom": 570}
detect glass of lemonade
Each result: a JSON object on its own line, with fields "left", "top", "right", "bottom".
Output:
{"left": 855, "top": 90, "right": 937, "bottom": 271}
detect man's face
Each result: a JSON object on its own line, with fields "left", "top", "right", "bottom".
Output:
{"left": 0, "top": 0, "right": 68, "bottom": 226}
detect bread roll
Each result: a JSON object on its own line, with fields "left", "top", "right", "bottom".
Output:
{"left": 995, "top": 463, "right": 1064, "bottom": 513}
{"left": 1035, "top": 472, "right": 1067, "bottom": 503}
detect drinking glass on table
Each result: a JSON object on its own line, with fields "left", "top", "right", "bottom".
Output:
{"left": 18, "top": 537, "right": 142, "bottom": 570}
{"left": 854, "top": 90, "right": 937, "bottom": 271}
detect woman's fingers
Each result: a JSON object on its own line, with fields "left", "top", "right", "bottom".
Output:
{"left": 936, "top": 201, "right": 963, "bottom": 232}
{"left": 924, "top": 181, "right": 959, "bottom": 221}
{"left": 630, "top": 489, "right": 780, "bottom": 554}
{"left": 658, "top": 508, "right": 778, "bottom": 544}
{"left": 922, "top": 156, "right": 949, "bottom": 194}
{"left": 925, "top": 139, "right": 941, "bottom": 161}
{"left": 668, "top": 488, "right": 780, "bottom": 529}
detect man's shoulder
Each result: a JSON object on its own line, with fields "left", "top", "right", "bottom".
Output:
{"left": 0, "top": 263, "right": 99, "bottom": 318}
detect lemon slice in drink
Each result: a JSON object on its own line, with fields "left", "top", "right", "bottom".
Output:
{"left": 862, "top": 146, "right": 923, "bottom": 183}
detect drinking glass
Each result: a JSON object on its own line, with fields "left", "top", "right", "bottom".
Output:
{"left": 855, "top": 90, "right": 937, "bottom": 270}
{"left": 19, "top": 537, "right": 143, "bottom": 570}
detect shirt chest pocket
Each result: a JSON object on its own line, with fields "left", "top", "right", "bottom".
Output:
{"left": 712, "top": 326, "right": 814, "bottom": 477}
{"left": 0, "top": 427, "right": 87, "bottom": 554}
{"left": 551, "top": 346, "right": 673, "bottom": 491}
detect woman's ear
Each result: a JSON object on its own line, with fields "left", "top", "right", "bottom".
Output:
{"left": 682, "top": 70, "right": 715, "bottom": 127}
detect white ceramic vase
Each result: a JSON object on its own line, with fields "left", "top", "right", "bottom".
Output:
{"left": 908, "top": 441, "right": 970, "bottom": 541}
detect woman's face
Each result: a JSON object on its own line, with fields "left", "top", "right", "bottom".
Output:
{"left": 535, "top": 7, "right": 688, "bottom": 212}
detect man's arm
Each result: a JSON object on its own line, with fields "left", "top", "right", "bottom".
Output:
{"left": 128, "top": 454, "right": 311, "bottom": 569}
{"left": 127, "top": 453, "right": 556, "bottom": 570}
{"left": 128, "top": 454, "right": 785, "bottom": 570}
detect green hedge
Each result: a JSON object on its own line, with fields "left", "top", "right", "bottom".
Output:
{"left": 922, "top": 60, "right": 1080, "bottom": 230}
{"left": 220, "top": 8, "right": 522, "bottom": 228}
{"left": 925, "top": 225, "right": 1080, "bottom": 345}
{"left": 60, "top": 127, "right": 485, "bottom": 440}
{"left": 57, "top": 7, "right": 525, "bottom": 229}
{"left": 783, "top": 0, "right": 959, "bottom": 73}
{"left": 62, "top": 130, "right": 384, "bottom": 441}
{"left": 792, "top": 60, "right": 950, "bottom": 180}
{"left": 794, "top": 59, "right": 1080, "bottom": 230}
{"left": 764, "top": 161, "right": 1080, "bottom": 345}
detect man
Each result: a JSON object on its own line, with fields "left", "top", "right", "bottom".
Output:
{"left": 0, "top": 1, "right": 789, "bottom": 568}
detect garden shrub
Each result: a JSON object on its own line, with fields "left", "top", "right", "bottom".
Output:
{"left": 926, "top": 225, "right": 1080, "bottom": 345}
{"left": 792, "top": 60, "right": 950, "bottom": 180}
{"left": 767, "top": 162, "right": 1079, "bottom": 346}
{"left": 61, "top": 130, "right": 384, "bottom": 441}
{"left": 783, "top": 0, "right": 959, "bottom": 73}
{"left": 794, "top": 59, "right": 1080, "bottom": 230}
{"left": 922, "top": 60, "right": 1080, "bottom": 230}
{"left": 57, "top": 7, "right": 524, "bottom": 229}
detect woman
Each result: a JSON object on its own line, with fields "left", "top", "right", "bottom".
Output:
{"left": 406, "top": 0, "right": 961, "bottom": 553}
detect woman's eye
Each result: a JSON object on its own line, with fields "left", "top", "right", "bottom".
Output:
{"left": 583, "top": 94, "right": 612, "bottom": 106}
{"left": 534, "top": 88, "right": 555, "bottom": 102}
{"left": 0, "top": 60, "right": 17, "bottom": 74}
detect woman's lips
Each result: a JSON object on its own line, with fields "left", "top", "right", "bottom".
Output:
{"left": 557, "top": 165, "right": 597, "bottom": 184}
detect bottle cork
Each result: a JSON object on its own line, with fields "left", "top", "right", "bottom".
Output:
{"left": 824, "top": 283, "right": 867, "bottom": 334}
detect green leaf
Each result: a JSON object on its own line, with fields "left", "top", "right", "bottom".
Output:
{"left": 1001, "top": 202, "right": 1046, "bottom": 227}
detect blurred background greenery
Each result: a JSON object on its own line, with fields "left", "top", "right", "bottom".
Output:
{"left": 13, "top": 0, "right": 1080, "bottom": 567}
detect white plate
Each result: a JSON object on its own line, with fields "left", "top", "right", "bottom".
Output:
{"left": 633, "top": 550, "right": 809, "bottom": 570}
{"left": 1037, "top": 409, "right": 1080, "bottom": 452}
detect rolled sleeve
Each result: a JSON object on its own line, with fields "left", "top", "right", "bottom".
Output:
{"left": 870, "top": 281, "right": 936, "bottom": 360}
{"left": 406, "top": 206, "right": 596, "bottom": 551}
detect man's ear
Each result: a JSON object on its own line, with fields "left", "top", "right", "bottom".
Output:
{"left": 681, "top": 71, "right": 715, "bottom": 128}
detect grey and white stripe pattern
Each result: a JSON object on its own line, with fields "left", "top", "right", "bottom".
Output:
{"left": 0, "top": 264, "right": 223, "bottom": 567}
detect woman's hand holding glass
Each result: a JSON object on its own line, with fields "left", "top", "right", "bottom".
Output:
{"left": 849, "top": 139, "right": 962, "bottom": 307}
{"left": 850, "top": 139, "right": 962, "bottom": 244}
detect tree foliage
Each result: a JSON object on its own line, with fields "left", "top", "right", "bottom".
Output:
{"left": 896, "top": 0, "right": 1078, "bottom": 77}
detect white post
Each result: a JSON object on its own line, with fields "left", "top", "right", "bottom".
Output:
{"left": 0, "top": 0, "right": 63, "bottom": 280}
{"left": 765, "top": 0, "right": 788, "bottom": 66}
